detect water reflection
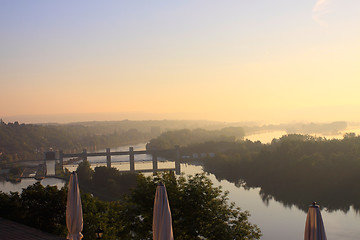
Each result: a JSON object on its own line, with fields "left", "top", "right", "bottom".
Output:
{"left": 65, "top": 161, "right": 176, "bottom": 173}
{"left": 245, "top": 130, "right": 287, "bottom": 144}
{"left": 205, "top": 162, "right": 360, "bottom": 215}
{"left": 46, "top": 160, "right": 56, "bottom": 176}
{"left": 1, "top": 160, "right": 360, "bottom": 239}
{"left": 0, "top": 177, "right": 66, "bottom": 194}
{"left": 245, "top": 127, "right": 360, "bottom": 144}
{"left": 184, "top": 164, "right": 360, "bottom": 240}
{"left": 3, "top": 138, "right": 360, "bottom": 239}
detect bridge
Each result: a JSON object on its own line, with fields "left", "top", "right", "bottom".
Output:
{"left": 57, "top": 146, "right": 181, "bottom": 175}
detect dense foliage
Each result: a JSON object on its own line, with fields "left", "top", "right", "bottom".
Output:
{"left": 0, "top": 120, "right": 243, "bottom": 163}
{"left": 0, "top": 121, "right": 150, "bottom": 163}
{"left": 0, "top": 120, "right": 347, "bottom": 163}
{"left": 76, "top": 162, "right": 261, "bottom": 239}
{"left": 122, "top": 172, "right": 261, "bottom": 240}
{"left": 76, "top": 161, "right": 138, "bottom": 201}
{"left": 0, "top": 172, "right": 261, "bottom": 240}
{"left": 146, "top": 127, "right": 245, "bottom": 150}
{"left": 0, "top": 183, "right": 68, "bottom": 235}
{"left": 201, "top": 133, "right": 360, "bottom": 212}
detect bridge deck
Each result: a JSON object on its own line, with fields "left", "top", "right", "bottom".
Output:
{"left": 62, "top": 149, "right": 175, "bottom": 158}
{"left": 63, "top": 159, "right": 164, "bottom": 165}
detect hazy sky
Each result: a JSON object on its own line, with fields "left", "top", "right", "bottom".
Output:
{"left": 1, "top": 0, "right": 359, "bottom": 123}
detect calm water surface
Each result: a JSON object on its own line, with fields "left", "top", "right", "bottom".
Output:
{"left": 0, "top": 177, "right": 66, "bottom": 193}
{"left": 2, "top": 132, "right": 360, "bottom": 239}
{"left": 245, "top": 127, "right": 360, "bottom": 144}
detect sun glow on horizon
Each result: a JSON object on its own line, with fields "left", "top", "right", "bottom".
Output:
{"left": 1, "top": 1, "right": 360, "bottom": 123}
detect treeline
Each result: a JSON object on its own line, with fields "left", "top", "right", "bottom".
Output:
{"left": 0, "top": 171, "right": 261, "bottom": 240}
{"left": 0, "top": 119, "right": 348, "bottom": 163}
{"left": 70, "top": 119, "right": 229, "bottom": 134}
{"left": 146, "top": 127, "right": 245, "bottom": 150}
{"left": 0, "top": 120, "right": 243, "bottom": 163}
{"left": 243, "top": 121, "right": 348, "bottom": 135}
{"left": 200, "top": 133, "right": 360, "bottom": 212}
{"left": 0, "top": 121, "right": 150, "bottom": 162}
{"left": 76, "top": 160, "right": 138, "bottom": 201}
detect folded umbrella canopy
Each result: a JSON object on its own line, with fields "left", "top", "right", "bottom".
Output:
{"left": 153, "top": 182, "right": 174, "bottom": 240}
{"left": 66, "top": 172, "right": 83, "bottom": 240}
{"left": 304, "top": 202, "right": 327, "bottom": 240}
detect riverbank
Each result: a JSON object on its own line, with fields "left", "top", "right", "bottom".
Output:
{"left": 2, "top": 139, "right": 360, "bottom": 239}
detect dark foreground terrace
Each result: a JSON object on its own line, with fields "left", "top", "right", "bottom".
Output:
{"left": 0, "top": 217, "right": 65, "bottom": 240}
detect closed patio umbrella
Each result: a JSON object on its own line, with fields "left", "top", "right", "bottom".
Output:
{"left": 304, "top": 202, "right": 327, "bottom": 240}
{"left": 66, "top": 172, "right": 83, "bottom": 240}
{"left": 153, "top": 182, "right": 174, "bottom": 240}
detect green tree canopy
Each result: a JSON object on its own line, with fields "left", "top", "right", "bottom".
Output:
{"left": 121, "top": 172, "right": 261, "bottom": 240}
{"left": 0, "top": 183, "right": 67, "bottom": 236}
{"left": 0, "top": 171, "right": 261, "bottom": 240}
{"left": 146, "top": 127, "right": 244, "bottom": 151}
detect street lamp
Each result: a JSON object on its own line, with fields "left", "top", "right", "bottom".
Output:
{"left": 95, "top": 227, "right": 104, "bottom": 239}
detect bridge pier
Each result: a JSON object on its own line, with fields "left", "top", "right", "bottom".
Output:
{"left": 106, "top": 148, "right": 111, "bottom": 168}
{"left": 129, "top": 147, "right": 135, "bottom": 172}
{"left": 59, "top": 150, "right": 63, "bottom": 172}
{"left": 175, "top": 145, "right": 181, "bottom": 175}
{"left": 60, "top": 146, "right": 181, "bottom": 175}
{"left": 152, "top": 153, "right": 158, "bottom": 175}
{"left": 82, "top": 149, "right": 87, "bottom": 161}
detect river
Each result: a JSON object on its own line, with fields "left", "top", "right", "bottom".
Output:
{"left": 2, "top": 132, "right": 360, "bottom": 239}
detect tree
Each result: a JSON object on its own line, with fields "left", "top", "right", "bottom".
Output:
{"left": 0, "top": 171, "right": 261, "bottom": 240}
{"left": 91, "top": 167, "right": 138, "bottom": 201}
{"left": 76, "top": 160, "right": 94, "bottom": 185}
{"left": 0, "top": 183, "right": 67, "bottom": 236}
{"left": 121, "top": 172, "right": 261, "bottom": 240}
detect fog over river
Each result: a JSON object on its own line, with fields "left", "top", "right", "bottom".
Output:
{"left": 2, "top": 130, "right": 360, "bottom": 239}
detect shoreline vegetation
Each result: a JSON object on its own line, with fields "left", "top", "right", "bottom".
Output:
{"left": 0, "top": 120, "right": 357, "bottom": 207}
{"left": 0, "top": 120, "right": 348, "bottom": 164}
{"left": 1, "top": 120, "right": 356, "bottom": 211}
{"left": 0, "top": 168, "right": 262, "bottom": 239}
{"left": 0, "top": 120, "right": 157, "bottom": 165}
{"left": 0, "top": 119, "right": 357, "bottom": 238}
{"left": 146, "top": 128, "right": 360, "bottom": 213}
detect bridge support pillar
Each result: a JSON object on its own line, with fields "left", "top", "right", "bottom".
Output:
{"left": 106, "top": 148, "right": 111, "bottom": 168}
{"left": 59, "top": 150, "right": 63, "bottom": 172}
{"left": 129, "top": 147, "right": 135, "bottom": 172}
{"left": 152, "top": 153, "right": 158, "bottom": 175}
{"left": 43, "top": 153, "right": 47, "bottom": 176}
{"left": 175, "top": 145, "right": 180, "bottom": 175}
{"left": 82, "top": 149, "right": 87, "bottom": 162}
